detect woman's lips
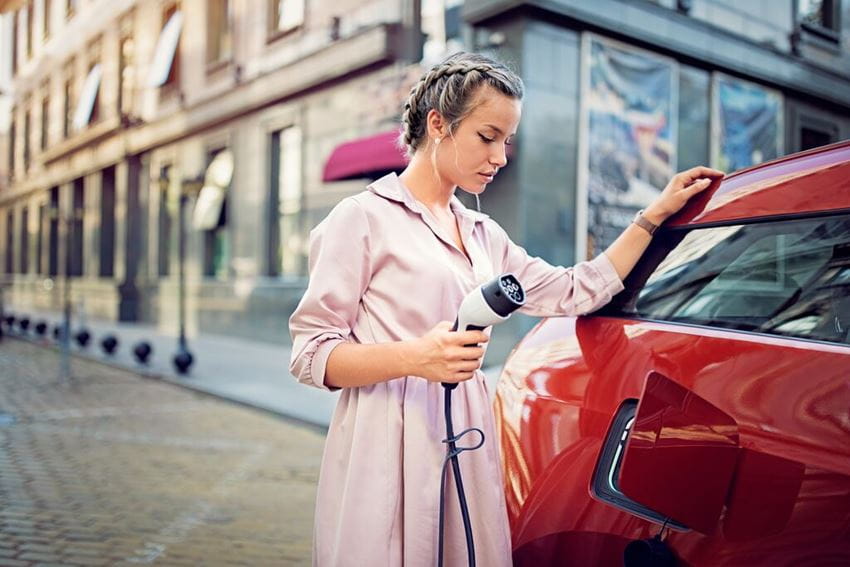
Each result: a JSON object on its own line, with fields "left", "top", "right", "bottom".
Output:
{"left": 478, "top": 173, "right": 494, "bottom": 182}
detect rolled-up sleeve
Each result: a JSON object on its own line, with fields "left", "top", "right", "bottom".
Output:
{"left": 289, "top": 197, "right": 372, "bottom": 391}
{"left": 493, "top": 222, "right": 624, "bottom": 318}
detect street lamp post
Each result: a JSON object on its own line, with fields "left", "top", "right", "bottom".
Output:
{"left": 0, "top": 283, "right": 5, "bottom": 343}
{"left": 48, "top": 201, "right": 83, "bottom": 383}
{"left": 172, "top": 174, "right": 204, "bottom": 375}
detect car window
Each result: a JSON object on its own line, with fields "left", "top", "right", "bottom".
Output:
{"left": 599, "top": 214, "right": 850, "bottom": 345}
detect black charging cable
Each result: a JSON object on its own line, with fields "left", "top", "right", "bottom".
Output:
{"left": 438, "top": 382, "right": 485, "bottom": 567}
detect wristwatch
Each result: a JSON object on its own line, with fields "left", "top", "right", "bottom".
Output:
{"left": 633, "top": 209, "right": 659, "bottom": 235}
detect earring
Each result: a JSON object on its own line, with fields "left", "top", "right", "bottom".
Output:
{"left": 435, "top": 137, "right": 441, "bottom": 145}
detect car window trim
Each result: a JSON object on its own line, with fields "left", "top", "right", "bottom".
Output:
{"left": 668, "top": 207, "right": 850, "bottom": 232}
{"left": 591, "top": 313, "right": 850, "bottom": 351}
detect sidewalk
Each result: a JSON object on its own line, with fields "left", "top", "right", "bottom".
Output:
{"left": 2, "top": 308, "right": 505, "bottom": 429}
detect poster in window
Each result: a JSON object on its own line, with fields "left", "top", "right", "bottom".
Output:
{"left": 578, "top": 34, "right": 678, "bottom": 260}
{"left": 712, "top": 74, "right": 783, "bottom": 173}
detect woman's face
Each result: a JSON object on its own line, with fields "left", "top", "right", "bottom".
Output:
{"left": 434, "top": 87, "right": 521, "bottom": 194}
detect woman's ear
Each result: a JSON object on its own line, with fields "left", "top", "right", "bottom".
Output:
{"left": 426, "top": 109, "right": 447, "bottom": 142}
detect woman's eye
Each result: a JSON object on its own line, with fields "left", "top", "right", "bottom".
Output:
{"left": 479, "top": 134, "right": 495, "bottom": 143}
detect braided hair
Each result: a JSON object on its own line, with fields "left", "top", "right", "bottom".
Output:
{"left": 398, "top": 52, "right": 524, "bottom": 159}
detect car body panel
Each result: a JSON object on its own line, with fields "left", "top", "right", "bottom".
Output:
{"left": 669, "top": 140, "right": 850, "bottom": 227}
{"left": 496, "top": 317, "right": 850, "bottom": 565}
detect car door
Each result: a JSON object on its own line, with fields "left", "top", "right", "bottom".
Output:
{"left": 499, "top": 213, "right": 850, "bottom": 566}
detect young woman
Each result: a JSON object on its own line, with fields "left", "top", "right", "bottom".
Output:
{"left": 289, "top": 51, "right": 723, "bottom": 566}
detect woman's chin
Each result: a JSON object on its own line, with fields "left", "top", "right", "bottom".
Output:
{"left": 459, "top": 183, "right": 487, "bottom": 195}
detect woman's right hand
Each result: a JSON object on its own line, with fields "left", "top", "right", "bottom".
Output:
{"left": 406, "top": 321, "right": 489, "bottom": 384}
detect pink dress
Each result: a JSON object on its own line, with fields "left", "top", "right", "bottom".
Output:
{"left": 289, "top": 172, "right": 624, "bottom": 566}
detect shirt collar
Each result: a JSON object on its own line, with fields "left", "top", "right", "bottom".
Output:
{"left": 367, "top": 172, "right": 490, "bottom": 224}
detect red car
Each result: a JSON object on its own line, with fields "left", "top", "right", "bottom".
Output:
{"left": 495, "top": 140, "right": 850, "bottom": 566}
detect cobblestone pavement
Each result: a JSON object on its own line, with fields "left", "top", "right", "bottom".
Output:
{"left": 0, "top": 339, "right": 324, "bottom": 566}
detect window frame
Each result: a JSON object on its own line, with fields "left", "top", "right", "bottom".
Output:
{"left": 8, "top": 106, "right": 16, "bottom": 179}
{"left": 25, "top": 1, "right": 33, "bottom": 58}
{"left": 43, "top": 0, "right": 51, "bottom": 40}
{"left": 118, "top": 12, "right": 135, "bottom": 118}
{"left": 4, "top": 211, "right": 14, "bottom": 275}
{"left": 40, "top": 81, "right": 50, "bottom": 152}
{"left": 62, "top": 59, "right": 75, "bottom": 139}
{"left": 12, "top": 10, "right": 19, "bottom": 76}
{"left": 19, "top": 206, "right": 29, "bottom": 274}
{"left": 796, "top": 0, "right": 842, "bottom": 45}
{"left": 158, "top": 3, "right": 182, "bottom": 95}
{"left": 202, "top": 146, "right": 232, "bottom": 280}
{"left": 23, "top": 99, "right": 31, "bottom": 171}
{"left": 267, "top": 125, "right": 304, "bottom": 278}
{"left": 206, "top": 0, "right": 233, "bottom": 69}
{"left": 267, "top": 0, "right": 305, "bottom": 43}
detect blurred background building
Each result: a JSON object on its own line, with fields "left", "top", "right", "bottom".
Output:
{"left": 0, "top": 0, "right": 848, "bottom": 360}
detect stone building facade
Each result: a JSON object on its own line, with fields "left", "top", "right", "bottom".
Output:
{"left": 1, "top": 0, "right": 849, "bottom": 363}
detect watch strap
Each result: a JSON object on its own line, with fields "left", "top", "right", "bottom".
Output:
{"left": 633, "top": 209, "right": 659, "bottom": 235}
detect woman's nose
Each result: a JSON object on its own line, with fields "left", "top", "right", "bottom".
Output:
{"left": 491, "top": 145, "right": 508, "bottom": 168}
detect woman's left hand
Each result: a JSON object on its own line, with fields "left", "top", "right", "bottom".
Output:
{"left": 643, "top": 166, "right": 725, "bottom": 225}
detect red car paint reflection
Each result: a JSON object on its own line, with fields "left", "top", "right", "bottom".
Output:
{"left": 495, "top": 141, "right": 850, "bottom": 566}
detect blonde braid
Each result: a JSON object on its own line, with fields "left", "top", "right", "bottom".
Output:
{"left": 400, "top": 62, "right": 495, "bottom": 151}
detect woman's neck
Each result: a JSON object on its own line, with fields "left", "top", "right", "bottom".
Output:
{"left": 398, "top": 155, "right": 456, "bottom": 214}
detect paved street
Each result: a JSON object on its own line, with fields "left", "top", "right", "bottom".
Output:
{"left": 0, "top": 338, "right": 324, "bottom": 566}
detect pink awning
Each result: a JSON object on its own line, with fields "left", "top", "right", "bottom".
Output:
{"left": 322, "top": 129, "right": 408, "bottom": 182}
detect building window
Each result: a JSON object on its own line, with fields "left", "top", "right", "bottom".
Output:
{"left": 12, "top": 10, "right": 18, "bottom": 76}
{"left": 207, "top": 0, "right": 232, "bottom": 65}
{"left": 798, "top": 0, "right": 840, "bottom": 37}
{"left": 69, "top": 178, "right": 84, "bottom": 277}
{"left": 19, "top": 207, "right": 29, "bottom": 274}
{"left": 41, "top": 87, "right": 49, "bottom": 151}
{"left": 711, "top": 74, "right": 783, "bottom": 172}
{"left": 83, "top": 40, "right": 102, "bottom": 126}
{"left": 100, "top": 166, "right": 115, "bottom": 277}
{"left": 444, "top": 0, "right": 462, "bottom": 43}
{"left": 73, "top": 62, "right": 103, "bottom": 130}
{"left": 23, "top": 104, "right": 31, "bottom": 171}
{"left": 43, "top": 0, "right": 51, "bottom": 40}
{"left": 25, "top": 1, "right": 34, "bottom": 58}
{"left": 36, "top": 203, "right": 44, "bottom": 275}
{"left": 268, "top": 0, "right": 304, "bottom": 37}
{"left": 8, "top": 108, "right": 15, "bottom": 179}
{"left": 160, "top": 3, "right": 181, "bottom": 90}
{"left": 48, "top": 187, "right": 59, "bottom": 276}
{"left": 119, "top": 16, "right": 135, "bottom": 117}
{"left": 4, "top": 211, "right": 13, "bottom": 274}
{"left": 157, "top": 165, "right": 172, "bottom": 277}
{"left": 63, "top": 63, "right": 74, "bottom": 138}
{"left": 203, "top": 148, "right": 231, "bottom": 280}
{"left": 268, "top": 126, "right": 302, "bottom": 277}
{"left": 678, "top": 65, "right": 710, "bottom": 171}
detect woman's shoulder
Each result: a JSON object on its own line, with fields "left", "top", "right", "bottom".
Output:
{"left": 313, "top": 190, "right": 388, "bottom": 237}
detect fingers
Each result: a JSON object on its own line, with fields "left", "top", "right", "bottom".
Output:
{"left": 680, "top": 166, "right": 724, "bottom": 183}
{"left": 453, "top": 359, "right": 482, "bottom": 372}
{"left": 681, "top": 178, "right": 708, "bottom": 198}
{"left": 448, "top": 346, "right": 485, "bottom": 361}
{"left": 456, "top": 330, "right": 489, "bottom": 345}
